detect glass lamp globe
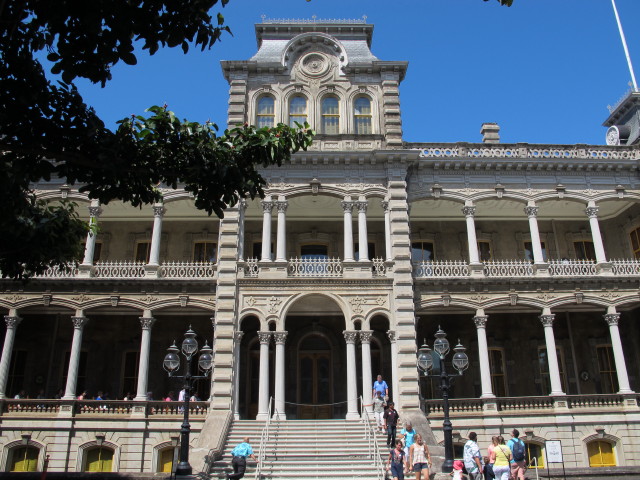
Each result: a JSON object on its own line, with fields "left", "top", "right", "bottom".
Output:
{"left": 452, "top": 340, "right": 469, "bottom": 374}
{"left": 163, "top": 342, "right": 180, "bottom": 373}
{"left": 198, "top": 341, "right": 213, "bottom": 372}
{"left": 417, "top": 341, "right": 433, "bottom": 373}
{"left": 433, "top": 326, "right": 450, "bottom": 357}
{"left": 181, "top": 326, "right": 199, "bottom": 358}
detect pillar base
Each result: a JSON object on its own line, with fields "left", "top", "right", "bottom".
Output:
{"left": 469, "top": 262, "right": 484, "bottom": 277}
{"left": 533, "top": 262, "right": 549, "bottom": 276}
{"left": 345, "top": 412, "right": 361, "bottom": 421}
{"left": 77, "top": 264, "right": 93, "bottom": 278}
{"left": 144, "top": 264, "right": 161, "bottom": 278}
{"left": 272, "top": 412, "right": 287, "bottom": 420}
{"left": 255, "top": 413, "right": 269, "bottom": 421}
{"left": 596, "top": 262, "right": 613, "bottom": 275}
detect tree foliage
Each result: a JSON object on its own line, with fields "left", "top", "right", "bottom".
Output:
{"left": 0, "top": 0, "right": 314, "bottom": 280}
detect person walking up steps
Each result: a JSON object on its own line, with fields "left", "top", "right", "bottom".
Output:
{"left": 226, "top": 437, "right": 258, "bottom": 479}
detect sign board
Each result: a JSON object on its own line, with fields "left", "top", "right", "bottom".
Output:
{"left": 545, "top": 440, "right": 563, "bottom": 463}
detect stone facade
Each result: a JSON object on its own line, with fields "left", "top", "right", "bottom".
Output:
{"left": 1, "top": 17, "right": 640, "bottom": 476}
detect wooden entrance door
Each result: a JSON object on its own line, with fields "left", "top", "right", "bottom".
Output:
{"left": 298, "top": 352, "right": 332, "bottom": 419}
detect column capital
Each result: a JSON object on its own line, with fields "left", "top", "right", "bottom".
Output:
{"left": 355, "top": 201, "right": 368, "bottom": 213}
{"left": 275, "top": 201, "right": 288, "bottom": 213}
{"left": 273, "top": 331, "right": 288, "bottom": 344}
{"left": 462, "top": 205, "right": 476, "bottom": 217}
{"left": 258, "top": 331, "right": 272, "bottom": 344}
{"left": 585, "top": 206, "right": 599, "bottom": 219}
{"left": 343, "top": 330, "right": 358, "bottom": 344}
{"left": 3, "top": 316, "right": 22, "bottom": 328}
{"left": 386, "top": 330, "right": 396, "bottom": 342}
{"left": 341, "top": 200, "right": 354, "bottom": 212}
{"left": 359, "top": 330, "right": 373, "bottom": 343}
{"left": 539, "top": 314, "right": 555, "bottom": 327}
{"left": 71, "top": 316, "right": 89, "bottom": 329}
{"left": 139, "top": 317, "right": 156, "bottom": 330}
{"left": 604, "top": 313, "right": 620, "bottom": 326}
{"left": 261, "top": 200, "right": 274, "bottom": 213}
{"left": 381, "top": 200, "right": 389, "bottom": 212}
{"left": 88, "top": 206, "right": 103, "bottom": 218}
{"left": 234, "top": 331, "right": 244, "bottom": 342}
{"left": 524, "top": 206, "right": 539, "bottom": 217}
{"left": 473, "top": 316, "right": 488, "bottom": 328}
{"left": 152, "top": 205, "right": 166, "bottom": 217}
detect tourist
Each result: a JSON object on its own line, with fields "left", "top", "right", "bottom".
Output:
{"left": 383, "top": 401, "right": 400, "bottom": 448}
{"left": 451, "top": 460, "right": 465, "bottom": 480}
{"left": 409, "top": 433, "right": 431, "bottom": 480}
{"left": 77, "top": 391, "right": 87, "bottom": 400}
{"left": 373, "top": 391, "right": 386, "bottom": 433}
{"left": 507, "top": 429, "right": 526, "bottom": 480}
{"left": 226, "top": 437, "right": 258, "bottom": 479}
{"left": 386, "top": 440, "right": 407, "bottom": 480}
{"left": 486, "top": 435, "right": 499, "bottom": 479}
{"left": 399, "top": 422, "right": 417, "bottom": 469}
{"left": 463, "top": 432, "right": 483, "bottom": 480}
{"left": 373, "top": 374, "right": 389, "bottom": 401}
{"left": 164, "top": 391, "right": 175, "bottom": 401}
{"left": 490, "top": 436, "right": 512, "bottom": 480}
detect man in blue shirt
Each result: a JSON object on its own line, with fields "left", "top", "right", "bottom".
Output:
{"left": 227, "top": 437, "right": 258, "bottom": 479}
{"left": 507, "top": 429, "right": 526, "bottom": 480}
{"left": 372, "top": 374, "right": 389, "bottom": 400}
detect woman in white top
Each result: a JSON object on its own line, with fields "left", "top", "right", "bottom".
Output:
{"left": 409, "top": 433, "right": 432, "bottom": 480}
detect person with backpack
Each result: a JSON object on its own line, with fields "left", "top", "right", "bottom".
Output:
{"left": 506, "top": 429, "right": 526, "bottom": 480}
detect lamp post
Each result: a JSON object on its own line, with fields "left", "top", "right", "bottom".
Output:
{"left": 417, "top": 326, "right": 469, "bottom": 473}
{"left": 163, "top": 326, "right": 213, "bottom": 476}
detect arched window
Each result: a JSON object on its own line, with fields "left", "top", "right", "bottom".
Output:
{"left": 321, "top": 96, "right": 340, "bottom": 134}
{"left": 256, "top": 96, "right": 275, "bottom": 128}
{"left": 9, "top": 446, "right": 39, "bottom": 472}
{"left": 354, "top": 96, "right": 372, "bottom": 134}
{"left": 84, "top": 446, "right": 114, "bottom": 472}
{"left": 289, "top": 96, "right": 307, "bottom": 127}
{"left": 587, "top": 440, "right": 616, "bottom": 467}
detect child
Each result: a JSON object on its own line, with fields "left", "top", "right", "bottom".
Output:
{"left": 483, "top": 455, "right": 494, "bottom": 479}
{"left": 451, "top": 460, "right": 466, "bottom": 480}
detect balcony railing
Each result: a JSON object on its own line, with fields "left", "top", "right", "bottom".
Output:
{"left": 0, "top": 399, "right": 209, "bottom": 417}
{"left": 158, "top": 261, "right": 216, "bottom": 279}
{"left": 30, "top": 261, "right": 217, "bottom": 280}
{"left": 422, "top": 394, "right": 638, "bottom": 416}
{"left": 93, "top": 261, "right": 146, "bottom": 278}
{"left": 288, "top": 257, "right": 343, "bottom": 277}
{"left": 414, "top": 258, "right": 640, "bottom": 279}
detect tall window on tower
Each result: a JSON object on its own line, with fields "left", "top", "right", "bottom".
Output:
{"left": 354, "top": 96, "right": 372, "bottom": 134}
{"left": 321, "top": 96, "right": 340, "bottom": 134}
{"left": 256, "top": 96, "right": 275, "bottom": 128}
{"left": 289, "top": 95, "right": 307, "bottom": 127}
{"left": 629, "top": 226, "right": 640, "bottom": 258}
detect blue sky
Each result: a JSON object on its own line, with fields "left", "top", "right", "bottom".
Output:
{"left": 69, "top": 0, "right": 640, "bottom": 145}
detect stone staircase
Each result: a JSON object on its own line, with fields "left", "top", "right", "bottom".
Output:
{"left": 209, "top": 419, "right": 389, "bottom": 479}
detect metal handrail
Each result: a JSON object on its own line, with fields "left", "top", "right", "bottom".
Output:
{"left": 359, "top": 396, "right": 385, "bottom": 480}
{"left": 254, "top": 397, "right": 273, "bottom": 480}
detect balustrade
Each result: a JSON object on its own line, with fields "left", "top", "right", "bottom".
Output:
{"left": 372, "top": 257, "right": 387, "bottom": 276}
{"left": 33, "top": 264, "right": 79, "bottom": 278}
{"left": 243, "top": 258, "right": 259, "bottom": 277}
{"left": 94, "top": 261, "right": 146, "bottom": 278}
{"left": 549, "top": 259, "right": 597, "bottom": 276}
{"left": 159, "top": 261, "right": 216, "bottom": 279}
{"left": 483, "top": 260, "right": 533, "bottom": 277}
{"left": 288, "top": 257, "right": 343, "bottom": 277}
{"left": 0, "top": 399, "right": 209, "bottom": 417}
{"left": 413, "top": 260, "right": 470, "bottom": 278}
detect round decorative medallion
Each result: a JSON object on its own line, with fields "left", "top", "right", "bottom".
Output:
{"left": 606, "top": 126, "right": 620, "bottom": 146}
{"left": 300, "top": 53, "right": 330, "bottom": 77}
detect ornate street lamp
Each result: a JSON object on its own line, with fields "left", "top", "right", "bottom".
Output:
{"left": 163, "top": 327, "right": 213, "bottom": 476}
{"left": 417, "top": 326, "right": 469, "bottom": 473}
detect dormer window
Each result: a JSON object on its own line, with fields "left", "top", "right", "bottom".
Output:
{"left": 289, "top": 95, "right": 308, "bottom": 127}
{"left": 256, "top": 96, "right": 275, "bottom": 128}
{"left": 354, "top": 96, "right": 372, "bottom": 134}
{"left": 321, "top": 96, "right": 340, "bottom": 134}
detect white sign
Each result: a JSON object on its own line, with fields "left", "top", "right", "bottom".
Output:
{"left": 546, "top": 440, "right": 563, "bottom": 463}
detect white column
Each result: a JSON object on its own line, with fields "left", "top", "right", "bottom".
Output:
{"left": 260, "top": 197, "right": 274, "bottom": 262}
{"left": 81, "top": 201, "right": 102, "bottom": 266}
{"left": 233, "top": 331, "right": 244, "bottom": 419}
{"left": 382, "top": 200, "right": 392, "bottom": 261}
{"left": 275, "top": 198, "right": 288, "bottom": 262}
{"left": 356, "top": 198, "right": 369, "bottom": 261}
{"left": 463, "top": 205, "right": 480, "bottom": 264}
{"left": 273, "top": 331, "right": 287, "bottom": 419}
{"left": 604, "top": 309, "right": 634, "bottom": 394}
{"left": 344, "top": 331, "right": 360, "bottom": 419}
{"left": 360, "top": 330, "right": 374, "bottom": 413}
{"left": 63, "top": 314, "right": 89, "bottom": 400}
{"left": 135, "top": 312, "right": 156, "bottom": 401}
{"left": 539, "top": 310, "right": 565, "bottom": 396}
{"left": 256, "top": 331, "right": 272, "bottom": 419}
{"left": 238, "top": 200, "right": 247, "bottom": 261}
{"left": 148, "top": 204, "right": 165, "bottom": 266}
{"left": 473, "top": 314, "right": 494, "bottom": 398}
{"left": 342, "top": 199, "right": 355, "bottom": 261}
{"left": 387, "top": 330, "right": 399, "bottom": 402}
{"left": 0, "top": 312, "right": 22, "bottom": 399}
{"left": 525, "top": 205, "right": 545, "bottom": 264}
{"left": 586, "top": 204, "right": 607, "bottom": 264}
